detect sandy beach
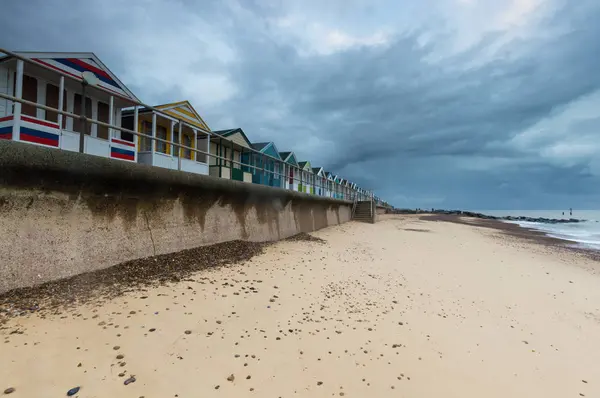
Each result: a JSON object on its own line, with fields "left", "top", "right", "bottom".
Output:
{"left": 2, "top": 215, "right": 600, "bottom": 397}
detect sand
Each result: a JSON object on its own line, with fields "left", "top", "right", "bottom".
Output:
{"left": 2, "top": 215, "right": 600, "bottom": 397}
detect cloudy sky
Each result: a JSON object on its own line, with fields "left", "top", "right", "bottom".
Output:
{"left": 3, "top": 0, "right": 600, "bottom": 209}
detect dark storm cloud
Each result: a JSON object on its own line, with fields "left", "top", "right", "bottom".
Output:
{"left": 2, "top": 0, "right": 600, "bottom": 208}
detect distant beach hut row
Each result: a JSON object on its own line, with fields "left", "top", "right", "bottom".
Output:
{"left": 0, "top": 50, "right": 388, "bottom": 206}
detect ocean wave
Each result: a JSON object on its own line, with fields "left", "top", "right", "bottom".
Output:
{"left": 509, "top": 220, "right": 600, "bottom": 249}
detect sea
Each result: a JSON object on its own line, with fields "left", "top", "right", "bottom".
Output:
{"left": 469, "top": 210, "right": 600, "bottom": 250}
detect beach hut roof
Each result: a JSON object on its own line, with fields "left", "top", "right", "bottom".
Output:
{"left": 0, "top": 51, "right": 140, "bottom": 103}
{"left": 298, "top": 161, "right": 312, "bottom": 171}
{"left": 251, "top": 142, "right": 282, "bottom": 159}
{"left": 123, "top": 100, "right": 210, "bottom": 131}
{"left": 212, "top": 128, "right": 252, "bottom": 147}
{"left": 279, "top": 151, "right": 299, "bottom": 165}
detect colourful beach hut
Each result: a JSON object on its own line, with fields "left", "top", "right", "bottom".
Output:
{"left": 0, "top": 51, "right": 140, "bottom": 161}
{"left": 242, "top": 142, "right": 283, "bottom": 188}
{"left": 312, "top": 167, "right": 326, "bottom": 196}
{"left": 279, "top": 151, "right": 300, "bottom": 191}
{"left": 324, "top": 171, "right": 335, "bottom": 198}
{"left": 210, "top": 128, "right": 253, "bottom": 183}
{"left": 335, "top": 176, "right": 347, "bottom": 199}
{"left": 121, "top": 100, "right": 210, "bottom": 175}
{"left": 298, "top": 161, "right": 314, "bottom": 194}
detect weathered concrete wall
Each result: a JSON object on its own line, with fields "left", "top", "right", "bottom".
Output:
{"left": 0, "top": 141, "right": 351, "bottom": 293}
{"left": 374, "top": 205, "right": 387, "bottom": 222}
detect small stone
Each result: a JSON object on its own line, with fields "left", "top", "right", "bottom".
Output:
{"left": 77, "top": 362, "right": 82, "bottom": 367}
{"left": 149, "top": 328, "right": 156, "bottom": 332}
{"left": 184, "top": 330, "right": 192, "bottom": 335}
{"left": 124, "top": 376, "right": 136, "bottom": 385}
{"left": 246, "top": 375, "right": 251, "bottom": 380}
{"left": 216, "top": 321, "right": 222, "bottom": 324}
{"left": 4, "top": 388, "right": 15, "bottom": 394}
{"left": 119, "top": 373, "right": 125, "bottom": 377}
{"left": 317, "top": 381, "right": 323, "bottom": 386}
{"left": 67, "top": 387, "right": 80, "bottom": 396}
{"left": 113, "top": 346, "right": 120, "bottom": 350}
{"left": 116, "top": 354, "right": 124, "bottom": 359}
{"left": 227, "top": 374, "right": 235, "bottom": 382}
{"left": 215, "top": 385, "right": 220, "bottom": 390}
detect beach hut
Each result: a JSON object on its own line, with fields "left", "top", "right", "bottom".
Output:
{"left": 0, "top": 51, "right": 140, "bottom": 161}
{"left": 324, "top": 171, "right": 333, "bottom": 198}
{"left": 279, "top": 151, "right": 300, "bottom": 191}
{"left": 242, "top": 142, "right": 283, "bottom": 188}
{"left": 121, "top": 100, "right": 210, "bottom": 175}
{"left": 333, "top": 175, "right": 343, "bottom": 199}
{"left": 312, "top": 167, "right": 326, "bottom": 196}
{"left": 210, "top": 128, "right": 253, "bottom": 183}
{"left": 298, "top": 161, "right": 314, "bottom": 194}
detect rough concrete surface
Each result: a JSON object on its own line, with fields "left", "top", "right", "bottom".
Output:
{"left": 0, "top": 141, "right": 351, "bottom": 293}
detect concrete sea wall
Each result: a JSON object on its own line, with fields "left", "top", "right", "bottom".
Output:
{"left": 0, "top": 141, "right": 351, "bottom": 293}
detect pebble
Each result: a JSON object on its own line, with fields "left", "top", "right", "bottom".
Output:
{"left": 149, "top": 328, "right": 156, "bottom": 332}
{"left": 3, "top": 388, "right": 15, "bottom": 394}
{"left": 227, "top": 374, "right": 235, "bottom": 382}
{"left": 116, "top": 354, "right": 124, "bottom": 359}
{"left": 113, "top": 346, "right": 120, "bottom": 350}
{"left": 67, "top": 387, "right": 80, "bottom": 396}
{"left": 124, "top": 376, "right": 136, "bottom": 385}
{"left": 184, "top": 330, "right": 192, "bottom": 335}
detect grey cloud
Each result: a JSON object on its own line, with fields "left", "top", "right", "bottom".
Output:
{"left": 2, "top": 0, "right": 600, "bottom": 209}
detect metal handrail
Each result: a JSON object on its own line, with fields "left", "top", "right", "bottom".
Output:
{"left": 351, "top": 196, "right": 358, "bottom": 219}
{"left": 0, "top": 48, "right": 384, "bottom": 202}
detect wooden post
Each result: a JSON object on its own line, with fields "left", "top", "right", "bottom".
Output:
{"left": 178, "top": 120, "right": 182, "bottom": 171}
{"left": 169, "top": 120, "right": 175, "bottom": 156}
{"left": 133, "top": 106, "right": 139, "bottom": 162}
{"left": 108, "top": 96, "right": 114, "bottom": 139}
{"left": 192, "top": 129, "right": 197, "bottom": 161}
{"left": 58, "top": 76, "right": 64, "bottom": 131}
{"left": 218, "top": 137, "right": 222, "bottom": 177}
{"left": 151, "top": 112, "right": 157, "bottom": 156}
{"left": 12, "top": 59, "right": 23, "bottom": 141}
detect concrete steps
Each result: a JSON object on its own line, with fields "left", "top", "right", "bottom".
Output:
{"left": 352, "top": 201, "right": 374, "bottom": 223}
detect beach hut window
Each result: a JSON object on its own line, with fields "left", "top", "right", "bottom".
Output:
{"left": 72, "top": 94, "right": 92, "bottom": 134}
{"left": 183, "top": 134, "right": 192, "bottom": 159}
{"left": 121, "top": 116, "right": 134, "bottom": 142}
{"left": 45, "top": 83, "right": 65, "bottom": 124}
{"left": 140, "top": 121, "right": 152, "bottom": 151}
{"left": 223, "top": 146, "right": 230, "bottom": 167}
{"left": 97, "top": 101, "right": 109, "bottom": 140}
{"left": 156, "top": 125, "right": 167, "bottom": 154}
{"left": 21, "top": 74, "right": 38, "bottom": 117}
{"left": 233, "top": 150, "right": 241, "bottom": 169}
{"left": 172, "top": 129, "right": 179, "bottom": 157}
